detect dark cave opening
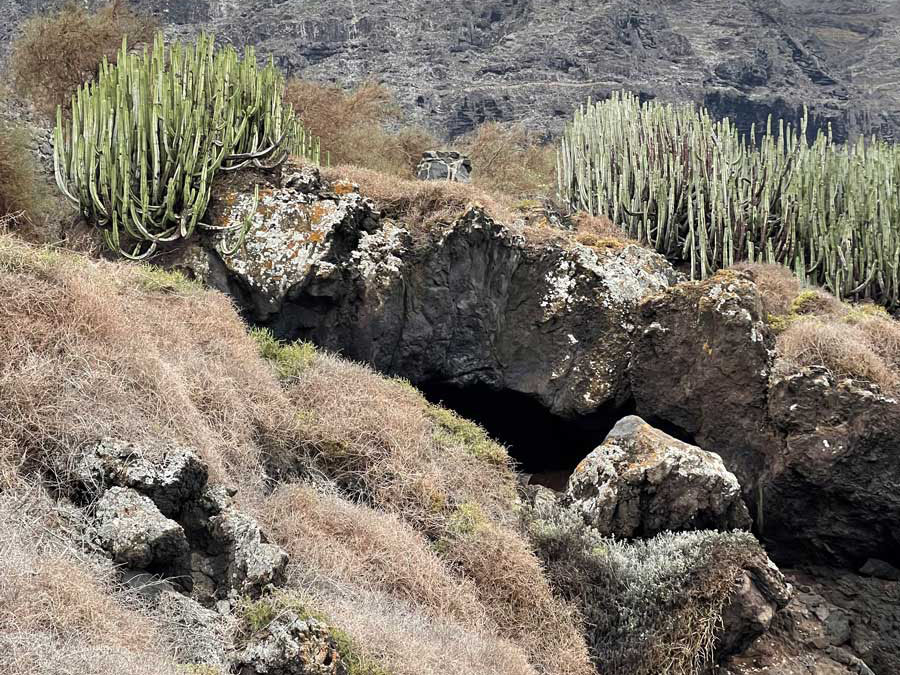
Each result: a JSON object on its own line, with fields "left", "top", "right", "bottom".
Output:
{"left": 419, "top": 381, "right": 634, "bottom": 491}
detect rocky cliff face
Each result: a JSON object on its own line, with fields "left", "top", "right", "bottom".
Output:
{"left": 3, "top": 0, "right": 899, "bottom": 142}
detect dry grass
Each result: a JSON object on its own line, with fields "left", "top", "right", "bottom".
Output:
{"left": 0, "top": 233, "right": 593, "bottom": 674}
{"left": 322, "top": 164, "right": 519, "bottom": 228}
{"left": 0, "top": 483, "right": 178, "bottom": 675}
{"left": 286, "top": 80, "right": 437, "bottom": 178}
{"left": 776, "top": 317, "right": 900, "bottom": 393}
{"left": 0, "top": 234, "right": 297, "bottom": 491}
{"left": 10, "top": 1, "right": 157, "bottom": 117}
{"left": 736, "top": 263, "right": 900, "bottom": 394}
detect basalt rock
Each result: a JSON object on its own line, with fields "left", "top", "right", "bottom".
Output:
{"left": 630, "top": 270, "right": 778, "bottom": 493}
{"left": 94, "top": 487, "right": 189, "bottom": 570}
{"left": 76, "top": 438, "right": 208, "bottom": 517}
{"left": 7, "top": 0, "right": 897, "bottom": 144}
{"left": 565, "top": 415, "right": 751, "bottom": 538}
{"left": 764, "top": 368, "right": 900, "bottom": 566}
{"left": 191, "top": 164, "right": 680, "bottom": 418}
{"left": 79, "top": 439, "right": 288, "bottom": 602}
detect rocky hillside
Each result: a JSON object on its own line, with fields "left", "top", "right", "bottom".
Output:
{"left": 4, "top": 0, "right": 899, "bottom": 142}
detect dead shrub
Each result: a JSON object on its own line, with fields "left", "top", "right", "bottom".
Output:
{"left": 457, "top": 122, "right": 556, "bottom": 199}
{"left": 10, "top": 1, "right": 157, "bottom": 116}
{"left": 775, "top": 317, "right": 900, "bottom": 393}
{"left": 285, "top": 80, "right": 437, "bottom": 177}
{"left": 0, "top": 122, "right": 48, "bottom": 224}
{"left": 731, "top": 262, "right": 803, "bottom": 317}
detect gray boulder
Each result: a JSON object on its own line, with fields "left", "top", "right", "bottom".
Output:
{"left": 566, "top": 416, "right": 751, "bottom": 538}
{"left": 234, "top": 610, "right": 347, "bottom": 675}
{"left": 94, "top": 487, "right": 189, "bottom": 569}
{"left": 76, "top": 438, "right": 208, "bottom": 517}
{"left": 210, "top": 508, "right": 289, "bottom": 598}
{"left": 416, "top": 151, "right": 472, "bottom": 182}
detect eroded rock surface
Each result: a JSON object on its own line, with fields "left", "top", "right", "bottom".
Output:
{"left": 94, "top": 487, "right": 189, "bottom": 569}
{"left": 78, "top": 438, "right": 288, "bottom": 602}
{"left": 630, "top": 269, "right": 779, "bottom": 489}
{"left": 192, "top": 164, "right": 680, "bottom": 417}
{"left": 565, "top": 415, "right": 751, "bottom": 538}
{"left": 765, "top": 367, "right": 900, "bottom": 566}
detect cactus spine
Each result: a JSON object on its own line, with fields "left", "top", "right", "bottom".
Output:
{"left": 54, "top": 33, "right": 321, "bottom": 259}
{"left": 558, "top": 92, "right": 900, "bottom": 307}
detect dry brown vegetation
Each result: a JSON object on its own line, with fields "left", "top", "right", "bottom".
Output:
{"left": 0, "top": 483, "right": 178, "bottom": 675}
{"left": 323, "top": 164, "right": 519, "bottom": 228}
{"left": 10, "top": 0, "right": 157, "bottom": 116}
{"left": 288, "top": 80, "right": 556, "bottom": 199}
{"left": 285, "top": 80, "right": 437, "bottom": 178}
{"left": 0, "top": 233, "right": 593, "bottom": 675}
{"left": 0, "top": 122, "right": 48, "bottom": 225}
{"left": 456, "top": 122, "right": 557, "bottom": 198}
{"left": 736, "top": 263, "right": 900, "bottom": 394}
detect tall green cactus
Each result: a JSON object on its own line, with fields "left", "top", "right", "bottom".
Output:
{"left": 558, "top": 92, "right": 900, "bottom": 307}
{"left": 54, "top": 32, "right": 322, "bottom": 259}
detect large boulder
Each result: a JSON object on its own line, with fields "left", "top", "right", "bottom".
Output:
{"left": 629, "top": 270, "right": 779, "bottom": 496}
{"left": 191, "top": 164, "right": 680, "bottom": 418}
{"left": 565, "top": 416, "right": 751, "bottom": 538}
{"left": 765, "top": 367, "right": 900, "bottom": 565}
{"left": 76, "top": 438, "right": 208, "bottom": 517}
{"left": 94, "top": 487, "right": 189, "bottom": 569}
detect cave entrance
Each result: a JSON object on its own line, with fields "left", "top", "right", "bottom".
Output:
{"left": 419, "top": 381, "right": 633, "bottom": 491}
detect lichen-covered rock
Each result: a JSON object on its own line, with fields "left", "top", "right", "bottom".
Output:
{"left": 200, "top": 163, "right": 380, "bottom": 322}
{"left": 197, "top": 167, "right": 680, "bottom": 419}
{"left": 765, "top": 367, "right": 900, "bottom": 565}
{"left": 566, "top": 415, "right": 751, "bottom": 537}
{"left": 94, "top": 487, "right": 189, "bottom": 569}
{"left": 630, "top": 270, "right": 779, "bottom": 493}
{"left": 210, "top": 508, "right": 289, "bottom": 598}
{"left": 76, "top": 439, "right": 208, "bottom": 517}
{"left": 234, "top": 611, "right": 347, "bottom": 675}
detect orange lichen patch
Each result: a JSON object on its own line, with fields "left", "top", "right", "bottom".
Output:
{"left": 332, "top": 181, "right": 356, "bottom": 196}
{"left": 308, "top": 202, "right": 334, "bottom": 226}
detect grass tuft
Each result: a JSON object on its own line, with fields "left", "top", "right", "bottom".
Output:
{"left": 251, "top": 328, "right": 317, "bottom": 379}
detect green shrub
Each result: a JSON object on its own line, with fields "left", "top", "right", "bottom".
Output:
{"left": 528, "top": 493, "right": 760, "bottom": 674}
{"left": 53, "top": 33, "right": 322, "bottom": 259}
{"left": 10, "top": 1, "right": 157, "bottom": 117}
{"left": 251, "top": 328, "right": 316, "bottom": 378}
{"left": 559, "top": 92, "right": 900, "bottom": 307}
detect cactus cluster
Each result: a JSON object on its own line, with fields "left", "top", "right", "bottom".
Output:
{"left": 558, "top": 92, "right": 900, "bottom": 307}
{"left": 54, "top": 33, "right": 322, "bottom": 259}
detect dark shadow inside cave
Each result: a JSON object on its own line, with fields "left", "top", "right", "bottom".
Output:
{"left": 419, "top": 381, "right": 634, "bottom": 491}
